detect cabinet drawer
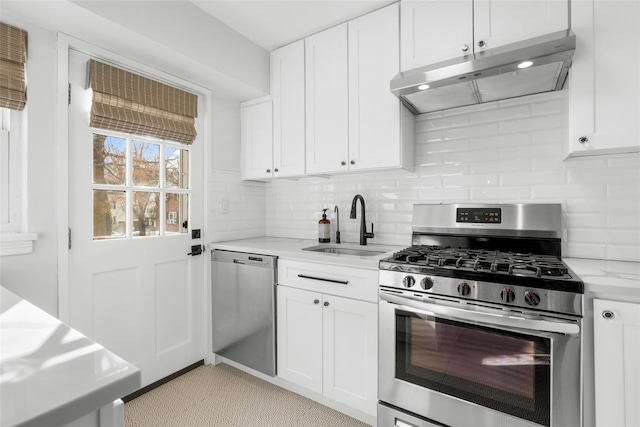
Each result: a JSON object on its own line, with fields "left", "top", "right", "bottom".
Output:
{"left": 278, "top": 259, "right": 378, "bottom": 303}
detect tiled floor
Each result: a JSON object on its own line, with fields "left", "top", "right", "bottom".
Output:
{"left": 124, "top": 363, "right": 371, "bottom": 427}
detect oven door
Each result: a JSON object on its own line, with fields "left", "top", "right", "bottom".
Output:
{"left": 379, "top": 291, "right": 582, "bottom": 427}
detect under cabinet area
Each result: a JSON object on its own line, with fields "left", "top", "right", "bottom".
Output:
{"left": 593, "top": 299, "right": 640, "bottom": 427}
{"left": 400, "top": 0, "right": 569, "bottom": 70}
{"left": 276, "top": 259, "right": 378, "bottom": 416}
{"left": 567, "top": 0, "right": 640, "bottom": 157}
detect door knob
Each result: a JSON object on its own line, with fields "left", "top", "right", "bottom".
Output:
{"left": 187, "top": 244, "right": 203, "bottom": 256}
{"left": 323, "top": 301, "right": 330, "bottom": 307}
{"left": 314, "top": 299, "right": 320, "bottom": 305}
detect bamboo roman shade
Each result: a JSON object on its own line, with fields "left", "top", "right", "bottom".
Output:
{"left": 0, "top": 22, "right": 27, "bottom": 110}
{"left": 88, "top": 59, "right": 198, "bottom": 145}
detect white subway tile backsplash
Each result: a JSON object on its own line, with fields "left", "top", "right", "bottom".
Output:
{"left": 203, "top": 91, "right": 639, "bottom": 262}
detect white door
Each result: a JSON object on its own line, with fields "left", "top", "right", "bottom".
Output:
{"left": 241, "top": 96, "right": 273, "bottom": 180}
{"left": 67, "top": 49, "right": 205, "bottom": 388}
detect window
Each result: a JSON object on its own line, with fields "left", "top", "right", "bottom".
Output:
{"left": 92, "top": 130, "right": 189, "bottom": 240}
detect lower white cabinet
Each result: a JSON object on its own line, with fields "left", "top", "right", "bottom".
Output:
{"left": 277, "top": 285, "right": 378, "bottom": 416}
{"left": 593, "top": 299, "right": 640, "bottom": 426}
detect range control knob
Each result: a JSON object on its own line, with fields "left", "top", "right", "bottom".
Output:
{"left": 524, "top": 291, "right": 541, "bottom": 306}
{"left": 501, "top": 287, "right": 516, "bottom": 303}
{"left": 420, "top": 277, "right": 434, "bottom": 290}
{"left": 402, "top": 276, "right": 415, "bottom": 288}
{"left": 458, "top": 281, "right": 471, "bottom": 296}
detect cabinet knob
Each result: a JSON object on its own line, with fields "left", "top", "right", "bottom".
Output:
{"left": 477, "top": 40, "right": 486, "bottom": 48}
{"left": 461, "top": 44, "right": 470, "bottom": 53}
{"left": 266, "top": 169, "right": 271, "bottom": 173}
{"left": 274, "top": 168, "right": 279, "bottom": 173}
{"left": 602, "top": 310, "right": 615, "bottom": 319}
{"left": 323, "top": 301, "right": 330, "bottom": 307}
{"left": 350, "top": 160, "right": 355, "bottom": 165}
{"left": 578, "top": 136, "right": 589, "bottom": 144}
{"left": 341, "top": 161, "right": 346, "bottom": 166}
{"left": 314, "top": 299, "right": 320, "bottom": 305}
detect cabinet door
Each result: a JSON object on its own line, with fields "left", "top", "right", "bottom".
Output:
{"left": 474, "top": 0, "right": 569, "bottom": 52}
{"left": 348, "top": 3, "right": 402, "bottom": 171}
{"left": 305, "top": 23, "right": 349, "bottom": 174}
{"left": 271, "top": 41, "right": 306, "bottom": 177}
{"left": 276, "top": 286, "right": 323, "bottom": 394}
{"left": 400, "top": 0, "right": 473, "bottom": 70}
{"left": 240, "top": 97, "right": 273, "bottom": 180}
{"left": 568, "top": 0, "right": 640, "bottom": 156}
{"left": 593, "top": 299, "right": 640, "bottom": 427}
{"left": 322, "top": 295, "right": 378, "bottom": 415}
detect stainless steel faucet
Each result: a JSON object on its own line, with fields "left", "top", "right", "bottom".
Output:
{"left": 350, "top": 194, "right": 374, "bottom": 245}
{"left": 334, "top": 205, "right": 341, "bottom": 244}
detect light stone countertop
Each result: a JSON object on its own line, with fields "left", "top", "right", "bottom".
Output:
{"left": 0, "top": 286, "right": 141, "bottom": 427}
{"left": 209, "top": 237, "right": 403, "bottom": 270}
{"left": 564, "top": 257, "right": 640, "bottom": 298}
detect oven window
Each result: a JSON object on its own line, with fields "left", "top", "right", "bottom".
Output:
{"left": 396, "top": 310, "right": 551, "bottom": 426}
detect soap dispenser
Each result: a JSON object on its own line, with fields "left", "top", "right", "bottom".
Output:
{"left": 318, "top": 209, "right": 331, "bottom": 243}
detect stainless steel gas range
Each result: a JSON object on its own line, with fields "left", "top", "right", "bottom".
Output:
{"left": 378, "top": 204, "right": 583, "bottom": 427}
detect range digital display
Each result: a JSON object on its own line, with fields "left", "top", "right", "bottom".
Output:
{"left": 457, "top": 208, "right": 502, "bottom": 224}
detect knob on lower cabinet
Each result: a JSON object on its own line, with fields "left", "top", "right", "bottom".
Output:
{"left": 402, "top": 276, "right": 415, "bottom": 288}
{"left": 457, "top": 281, "right": 471, "bottom": 296}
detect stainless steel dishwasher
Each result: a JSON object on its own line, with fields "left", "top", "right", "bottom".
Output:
{"left": 211, "top": 249, "right": 277, "bottom": 376}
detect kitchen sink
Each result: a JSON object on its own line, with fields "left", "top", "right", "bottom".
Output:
{"left": 302, "top": 244, "right": 387, "bottom": 257}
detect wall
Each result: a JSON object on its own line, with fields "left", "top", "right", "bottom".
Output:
{"left": 265, "top": 91, "right": 640, "bottom": 262}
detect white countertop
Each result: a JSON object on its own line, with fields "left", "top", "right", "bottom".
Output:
{"left": 209, "top": 237, "right": 403, "bottom": 270}
{"left": 210, "top": 238, "right": 640, "bottom": 297}
{"left": 1, "top": 286, "right": 141, "bottom": 427}
{"left": 565, "top": 257, "right": 640, "bottom": 298}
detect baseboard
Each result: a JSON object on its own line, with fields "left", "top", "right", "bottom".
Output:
{"left": 121, "top": 359, "right": 204, "bottom": 402}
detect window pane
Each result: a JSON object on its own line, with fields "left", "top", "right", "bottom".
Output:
{"left": 165, "top": 193, "right": 188, "bottom": 235}
{"left": 133, "top": 191, "right": 159, "bottom": 237}
{"left": 132, "top": 141, "right": 160, "bottom": 187}
{"left": 165, "top": 147, "right": 189, "bottom": 189}
{"left": 94, "top": 134, "right": 126, "bottom": 185}
{"left": 93, "top": 190, "right": 126, "bottom": 240}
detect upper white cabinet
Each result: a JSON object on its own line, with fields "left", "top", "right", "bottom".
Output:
{"left": 593, "top": 299, "right": 640, "bottom": 426}
{"left": 567, "top": 0, "right": 640, "bottom": 157}
{"left": 400, "top": 0, "right": 569, "bottom": 70}
{"left": 270, "top": 40, "right": 306, "bottom": 176}
{"left": 240, "top": 96, "right": 273, "bottom": 181}
{"left": 306, "top": 4, "right": 414, "bottom": 175}
{"left": 305, "top": 23, "right": 350, "bottom": 174}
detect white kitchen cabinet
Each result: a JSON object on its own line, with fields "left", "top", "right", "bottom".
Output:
{"left": 567, "top": 0, "right": 640, "bottom": 157}
{"left": 593, "top": 299, "right": 640, "bottom": 426}
{"left": 305, "top": 23, "right": 350, "bottom": 174}
{"left": 240, "top": 96, "right": 273, "bottom": 181}
{"left": 400, "top": 0, "right": 569, "bottom": 70}
{"left": 270, "top": 40, "right": 306, "bottom": 177}
{"left": 306, "top": 4, "right": 414, "bottom": 175}
{"left": 277, "top": 285, "right": 378, "bottom": 416}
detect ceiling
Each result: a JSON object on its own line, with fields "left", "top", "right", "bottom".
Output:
{"left": 190, "top": 0, "right": 396, "bottom": 51}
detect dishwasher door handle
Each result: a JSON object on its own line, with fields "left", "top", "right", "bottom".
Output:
{"left": 297, "top": 274, "right": 349, "bottom": 285}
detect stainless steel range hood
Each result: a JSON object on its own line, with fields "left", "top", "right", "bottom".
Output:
{"left": 391, "top": 30, "right": 576, "bottom": 115}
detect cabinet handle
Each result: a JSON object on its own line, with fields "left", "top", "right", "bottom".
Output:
{"left": 350, "top": 160, "right": 355, "bottom": 165}
{"left": 461, "top": 44, "right": 470, "bottom": 53}
{"left": 266, "top": 169, "right": 271, "bottom": 173}
{"left": 477, "top": 40, "right": 486, "bottom": 48}
{"left": 297, "top": 274, "right": 349, "bottom": 285}
{"left": 341, "top": 161, "right": 346, "bottom": 166}
{"left": 274, "top": 168, "right": 279, "bottom": 173}
{"left": 602, "top": 310, "right": 615, "bottom": 319}
{"left": 578, "top": 136, "right": 589, "bottom": 144}
{"left": 323, "top": 301, "right": 330, "bottom": 307}
{"left": 314, "top": 299, "right": 320, "bottom": 305}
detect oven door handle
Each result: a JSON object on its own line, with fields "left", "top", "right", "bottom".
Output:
{"left": 380, "top": 292, "right": 580, "bottom": 336}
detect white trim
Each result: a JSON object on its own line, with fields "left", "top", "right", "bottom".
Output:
{"left": 57, "top": 33, "right": 212, "bottom": 324}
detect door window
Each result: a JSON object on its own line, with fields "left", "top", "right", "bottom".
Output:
{"left": 92, "top": 131, "right": 189, "bottom": 240}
